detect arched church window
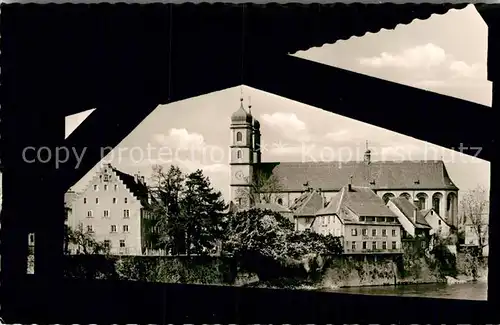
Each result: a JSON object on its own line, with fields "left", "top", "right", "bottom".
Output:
{"left": 236, "top": 132, "right": 242, "bottom": 142}
{"left": 400, "top": 193, "right": 411, "bottom": 200}
{"left": 432, "top": 193, "right": 443, "bottom": 214}
{"left": 433, "top": 198, "right": 440, "bottom": 213}
{"left": 416, "top": 193, "right": 428, "bottom": 210}
{"left": 382, "top": 193, "right": 395, "bottom": 205}
{"left": 237, "top": 150, "right": 242, "bottom": 159}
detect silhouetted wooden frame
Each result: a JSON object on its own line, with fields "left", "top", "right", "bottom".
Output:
{"left": 0, "top": 3, "right": 497, "bottom": 323}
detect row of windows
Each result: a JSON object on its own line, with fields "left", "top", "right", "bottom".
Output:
{"left": 87, "top": 209, "right": 130, "bottom": 218}
{"left": 86, "top": 224, "right": 129, "bottom": 233}
{"left": 350, "top": 241, "right": 398, "bottom": 250}
{"left": 84, "top": 197, "right": 129, "bottom": 204}
{"left": 382, "top": 192, "right": 457, "bottom": 213}
{"left": 319, "top": 216, "right": 398, "bottom": 225}
{"left": 350, "top": 228, "right": 398, "bottom": 237}
{"left": 93, "top": 184, "right": 118, "bottom": 191}
{"left": 359, "top": 216, "right": 398, "bottom": 223}
{"left": 103, "top": 239, "right": 126, "bottom": 248}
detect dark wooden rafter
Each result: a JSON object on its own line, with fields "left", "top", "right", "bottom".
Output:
{"left": 475, "top": 4, "right": 500, "bottom": 304}
{"left": 245, "top": 54, "right": 494, "bottom": 162}
{"left": 1, "top": 3, "right": 498, "bottom": 322}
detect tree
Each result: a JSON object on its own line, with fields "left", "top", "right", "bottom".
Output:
{"left": 146, "top": 166, "right": 227, "bottom": 256}
{"left": 147, "top": 165, "right": 186, "bottom": 254}
{"left": 236, "top": 169, "right": 284, "bottom": 206}
{"left": 180, "top": 169, "right": 227, "bottom": 256}
{"left": 460, "top": 185, "right": 489, "bottom": 256}
{"left": 222, "top": 208, "right": 343, "bottom": 276}
{"left": 65, "top": 223, "right": 109, "bottom": 255}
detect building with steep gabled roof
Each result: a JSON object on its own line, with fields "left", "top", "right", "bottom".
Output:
{"left": 387, "top": 197, "right": 431, "bottom": 239}
{"left": 67, "top": 163, "right": 153, "bottom": 256}
{"left": 313, "top": 184, "right": 403, "bottom": 255}
{"left": 420, "top": 208, "right": 452, "bottom": 239}
{"left": 289, "top": 188, "right": 326, "bottom": 231}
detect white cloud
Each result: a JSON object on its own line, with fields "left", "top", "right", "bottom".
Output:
{"left": 357, "top": 43, "right": 489, "bottom": 105}
{"left": 359, "top": 43, "right": 447, "bottom": 69}
{"left": 260, "top": 112, "right": 306, "bottom": 131}
{"left": 154, "top": 128, "right": 205, "bottom": 150}
{"left": 449, "top": 61, "right": 485, "bottom": 79}
{"left": 359, "top": 43, "right": 486, "bottom": 80}
{"left": 260, "top": 112, "right": 311, "bottom": 142}
{"left": 150, "top": 128, "right": 229, "bottom": 174}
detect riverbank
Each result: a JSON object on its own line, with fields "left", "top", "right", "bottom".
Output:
{"left": 328, "top": 281, "right": 488, "bottom": 301}
{"left": 63, "top": 249, "right": 488, "bottom": 290}
{"left": 239, "top": 254, "right": 488, "bottom": 290}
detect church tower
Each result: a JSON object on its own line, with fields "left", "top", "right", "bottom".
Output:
{"left": 230, "top": 98, "right": 254, "bottom": 208}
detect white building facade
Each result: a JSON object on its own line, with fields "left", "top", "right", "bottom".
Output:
{"left": 67, "top": 164, "right": 150, "bottom": 255}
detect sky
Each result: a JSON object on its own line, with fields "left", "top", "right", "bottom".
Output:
{"left": 65, "top": 4, "right": 491, "bottom": 203}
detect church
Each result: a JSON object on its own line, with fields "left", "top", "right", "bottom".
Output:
{"left": 229, "top": 99, "right": 460, "bottom": 227}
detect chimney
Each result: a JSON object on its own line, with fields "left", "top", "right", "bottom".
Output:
{"left": 140, "top": 176, "right": 145, "bottom": 183}
{"left": 364, "top": 140, "right": 371, "bottom": 164}
{"left": 348, "top": 175, "right": 353, "bottom": 191}
{"left": 134, "top": 173, "right": 139, "bottom": 183}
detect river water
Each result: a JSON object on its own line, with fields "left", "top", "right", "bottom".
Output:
{"left": 328, "top": 282, "right": 487, "bottom": 301}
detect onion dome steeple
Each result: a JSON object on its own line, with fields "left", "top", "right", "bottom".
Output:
{"left": 248, "top": 98, "right": 260, "bottom": 129}
{"left": 231, "top": 97, "right": 253, "bottom": 124}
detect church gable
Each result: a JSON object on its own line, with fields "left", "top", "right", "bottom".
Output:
{"left": 258, "top": 160, "right": 458, "bottom": 192}
{"left": 72, "top": 164, "right": 149, "bottom": 207}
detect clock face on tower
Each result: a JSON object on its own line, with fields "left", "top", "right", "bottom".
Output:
{"left": 235, "top": 171, "right": 244, "bottom": 180}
